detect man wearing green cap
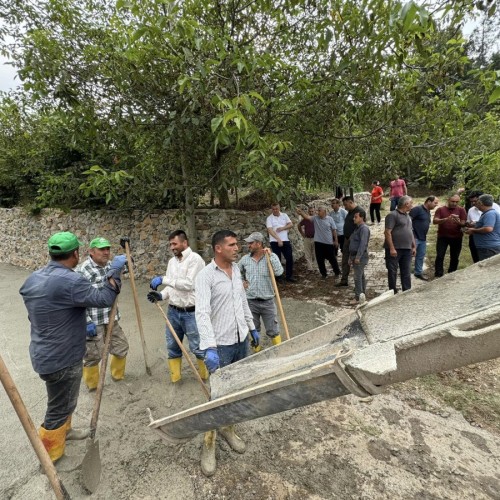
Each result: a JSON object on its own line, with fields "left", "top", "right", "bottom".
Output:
{"left": 19, "top": 231, "right": 126, "bottom": 462}
{"left": 77, "top": 237, "right": 130, "bottom": 390}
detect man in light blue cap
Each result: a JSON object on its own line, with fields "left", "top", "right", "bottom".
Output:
{"left": 19, "top": 231, "right": 127, "bottom": 462}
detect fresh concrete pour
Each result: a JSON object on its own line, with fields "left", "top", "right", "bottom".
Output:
{"left": 150, "top": 254, "right": 500, "bottom": 442}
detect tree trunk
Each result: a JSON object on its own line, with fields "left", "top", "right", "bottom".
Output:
{"left": 181, "top": 156, "right": 198, "bottom": 252}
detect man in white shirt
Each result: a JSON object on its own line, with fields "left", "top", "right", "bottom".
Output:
{"left": 195, "top": 229, "right": 259, "bottom": 477}
{"left": 147, "top": 230, "right": 207, "bottom": 383}
{"left": 266, "top": 203, "right": 296, "bottom": 282}
{"left": 466, "top": 191, "right": 500, "bottom": 263}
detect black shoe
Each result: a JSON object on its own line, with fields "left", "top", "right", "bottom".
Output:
{"left": 414, "top": 274, "right": 428, "bottom": 281}
{"left": 286, "top": 277, "right": 297, "bottom": 283}
{"left": 335, "top": 281, "right": 348, "bottom": 287}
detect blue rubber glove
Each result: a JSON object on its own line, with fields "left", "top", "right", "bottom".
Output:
{"left": 109, "top": 254, "right": 127, "bottom": 272}
{"left": 249, "top": 329, "right": 260, "bottom": 349}
{"left": 147, "top": 291, "right": 162, "bottom": 303}
{"left": 204, "top": 348, "right": 220, "bottom": 373}
{"left": 86, "top": 322, "right": 97, "bottom": 337}
{"left": 150, "top": 276, "right": 163, "bottom": 290}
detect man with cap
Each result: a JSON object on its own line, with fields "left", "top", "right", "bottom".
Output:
{"left": 19, "top": 232, "right": 126, "bottom": 462}
{"left": 238, "top": 232, "right": 284, "bottom": 349}
{"left": 77, "top": 236, "right": 130, "bottom": 390}
{"left": 147, "top": 229, "right": 208, "bottom": 383}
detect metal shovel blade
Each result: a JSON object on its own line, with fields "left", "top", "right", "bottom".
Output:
{"left": 81, "top": 438, "right": 101, "bottom": 493}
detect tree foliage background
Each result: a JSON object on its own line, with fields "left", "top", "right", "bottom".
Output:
{"left": 0, "top": 0, "right": 499, "bottom": 214}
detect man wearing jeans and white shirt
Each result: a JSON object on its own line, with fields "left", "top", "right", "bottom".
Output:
{"left": 266, "top": 203, "right": 296, "bottom": 282}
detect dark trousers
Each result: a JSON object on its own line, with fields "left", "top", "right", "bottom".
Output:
{"left": 434, "top": 237, "right": 462, "bottom": 277}
{"left": 385, "top": 248, "right": 412, "bottom": 293}
{"left": 340, "top": 238, "right": 351, "bottom": 283}
{"left": 390, "top": 197, "right": 401, "bottom": 211}
{"left": 334, "top": 235, "right": 345, "bottom": 257}
{"left": 217, "top": 340, "right": 248, "bottom": 368}
{"left": 39, "top": 361, "right": 82, "bottom": 430}
{"left": 314, "top": 242, "right": 340, "bottom": 277}
{"left": 369, "top": 203, "right": 382, "bottom": 223}
{"left": 469, "top": 236, "right": 479, "bottom": 264}
{"left": 477, "top": 246, "right": 500, "bottom": 261}
{"left": 270, "top": 241, "right": 294, "bottom": 279}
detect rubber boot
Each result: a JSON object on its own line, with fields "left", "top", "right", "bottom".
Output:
{"left": 201, "top": 430, "right": 217, "bottom": 477}
{"left": 219, "top": 425, "right": 246, "bottom": 454}
{"left": 65, "top": 415, "right": 90, "bottom": 441}
{"left": 82, "top": 365, "right": 99, "bottom": 391}
{"left": 251, "top": 344, "right": 262, "bottom": 354}
{"left": 271, "top": 335, "right": 282, "bottom": 346}
{"left": 197, "top": 358, "right": 209, "bottom": 381}
{"left": 168, "top": 358, "right": 182, "bottom": 383}
{"left": 110, "top": 355, "right": 126, "bottom": 381}
{"left": 38, "top": 424, "right": 67, "bottom": 462}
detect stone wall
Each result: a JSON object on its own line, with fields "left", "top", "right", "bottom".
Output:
{"left": 0, "top": 193, "right": 369, "bottom": 275}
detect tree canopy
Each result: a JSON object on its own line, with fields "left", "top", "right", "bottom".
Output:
{"left": 0, "top": 0, "right": 499, "bottom": 216}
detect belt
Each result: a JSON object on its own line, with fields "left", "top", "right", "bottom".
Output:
{"left": 249, "top": 297, "right": 272, "bottom": 302}
{"left": 169, "top": 304, "right": 195, "bottom": 312}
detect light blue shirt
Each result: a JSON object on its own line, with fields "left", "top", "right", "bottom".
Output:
{"left": 330, "top": 208, "right": 348, "bottom": 235}
{"left": 474, "top": 209, "right": 500, "bottom": 248}
{"left": 313, "top": 216, "right": 337, "bottom": 245}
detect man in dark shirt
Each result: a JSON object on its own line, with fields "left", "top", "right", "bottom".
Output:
{"left": 433, "top": 194, "right": 467, "bottom": 278}
{"left": 348, "top": 210, "right": 370, "bottom": 304}
{"left": 384, "top": 196, "right": 416, "bottom": 293}
{"left": 409, "top": 196, "right": 439, "bottom": 280}
{"left": 336, "top": 196, "right": 363, "bottom": 287}
{"left": 19, "top": 232, "right": 125, "bottom": 462}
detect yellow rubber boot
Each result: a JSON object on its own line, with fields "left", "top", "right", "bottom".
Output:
{"left": 201, "top": 430, "right": 217, "bottom": 477}
{"left": 110, "top": 355, "right": 126, "bottom": 381}
{"left": 197, "top": 358, "right": 209, "bottom": 381}
{"left": 39, "top": 424, "right": 67, "bottom": 462}
{"left": 82, "top": 365, "right": 99, "bottom": 391}
{"left": 271, "top": 335, "right": 282, "bottom": 346}
{"left": 168, "top": 358, "right": 182, "bottom": 383}
{"left": 251, "top": 344, "right": 262, "bottom": 354}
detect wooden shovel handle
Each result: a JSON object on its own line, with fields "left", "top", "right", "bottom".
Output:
{"left": 0, "top": 354, "right": 70, "bottom": 500}
{"left": 265, "top": 251, "right": 290, "bottom": 341}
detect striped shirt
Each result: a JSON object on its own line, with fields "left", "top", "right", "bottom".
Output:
{"left": 159, "top": 247, "right": 206, "bottom": 307}
{"left": 238, "top": 252, "right": 283, "bottom": 300}
{"left": 195, "top": 260, "right": 256, "bottom": 349}
{"left": 77, "top": 257, "right": 120, "bottom": 325}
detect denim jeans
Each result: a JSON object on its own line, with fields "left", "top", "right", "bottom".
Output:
{"left": 385, "top": 248, "right": 412, "bottom": 293}
{"left": 270, "top": 241, "right": 294, "bottom": 279}
{"left": 39, "top": 361, "right": 82, "bottom": 430}
{"left": 434, "top": 237, "right": 462, "bottom": 277}
{"left": 352, "top": 254, "right": 369, "bottom": 299}
{"left": 413, "top": 238, "right": 427, "bottom": 276}
{"left": 390, "top": 197, "right": 401, "bottom": 211}
{"left": 166, "top": 307, "right": 203, "bottom": 359}
{"left": 217, "top": 340, "right": 249, "bottom": 368}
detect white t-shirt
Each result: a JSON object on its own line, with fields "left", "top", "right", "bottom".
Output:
{"left": 467, "top": 203, "right": 500, "bottom": 223}
{"left": 266, "top": 212, "right": 292, "bottom": 242}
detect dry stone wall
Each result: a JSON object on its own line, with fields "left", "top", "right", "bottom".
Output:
{"left": 0, "top": 193, "right": 369, "bottom": 275}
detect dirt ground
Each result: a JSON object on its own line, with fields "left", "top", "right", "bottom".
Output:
{"left": 1, "top": 262, "right": 499, "bottom": 500}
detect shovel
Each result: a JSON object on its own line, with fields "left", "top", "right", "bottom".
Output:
{"left": 81, "top": 298, "right": 118, "bottom": 493}
{"left": 265, "top": 251, "right": 290, "bottom": 340}
{"left": 0, "top": 353, "right": 70, "bottom": 500}
{"left": 120, "top": 237, "right": 152, "bottom": 376}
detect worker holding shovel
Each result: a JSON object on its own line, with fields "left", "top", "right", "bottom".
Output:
{"left": 19, "top": 232, "right": 126, "bottom": 462}
{"left": 77, "top": 237, "right": 130, "bottom": 390}
{"left": 238, "top": 232, "right": 284, "bottom": 350}
{"left": 147, "top": 229, "right": 208, "bottom": 383}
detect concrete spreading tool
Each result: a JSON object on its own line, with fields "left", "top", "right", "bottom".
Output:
{"left": 149, "top": 254, "right": 500, "bottom": 443}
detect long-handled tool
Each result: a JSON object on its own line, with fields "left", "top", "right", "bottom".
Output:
{"left": 120, "top": 237, "right": 152, "bottom": 376}
{"left": 153, "top": 301, "right": 210, "bottom": 400}
{"left": 265, "top": 251, "right": 290, "bottom": 340}
{"left": 81, "top": 298, "right": 118, "bottom": 493}
{"left": 0, "top": 353, "right": 70, "bottom": 500}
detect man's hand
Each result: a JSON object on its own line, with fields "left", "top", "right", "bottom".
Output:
{"left": 109, "top": 255, "right": 127, "bottom": 272}
{"left": 204, "top": 348, "right": 220, "bottom": 373}
{"left": 249, "top": 329, "right": 260, "bottom": 349}
{"left": 277, "top": 239, "right": 283, "bottom": 247}
{"left": 390, "top": 248, "right": 398, "bottom": 257}
{"left": 263, "top": 248, "right": 271, "bottom": 255}
{"left": 150, "top": 276, "right": 163, "bottom": 290}
{"left": 147, "top": 291, "right": 162, "bottom": 303}
{"left": 411, "top": 247, "right": 416, "bottom": 257}
{"left": 354, "top": 258, "right": 360, "bottom": 265}
{"left": 242, "top": 280, "right": 249, "bottom": 289}
{"left": 86, "top": 322, "right": 97, "bottom": 337}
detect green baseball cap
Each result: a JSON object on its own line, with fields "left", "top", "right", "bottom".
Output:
{"left": 89, "top": 237, "right": 111, "bottom": 249}
{"left": 47, "top": 232, "right": 83, "bottom": 254}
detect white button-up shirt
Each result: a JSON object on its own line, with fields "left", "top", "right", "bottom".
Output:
{"left": 195, "top": 260, "right": 256, "bottom": 349}
{"left": 159, "top": 246, "right": 206, "bottom": 307}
